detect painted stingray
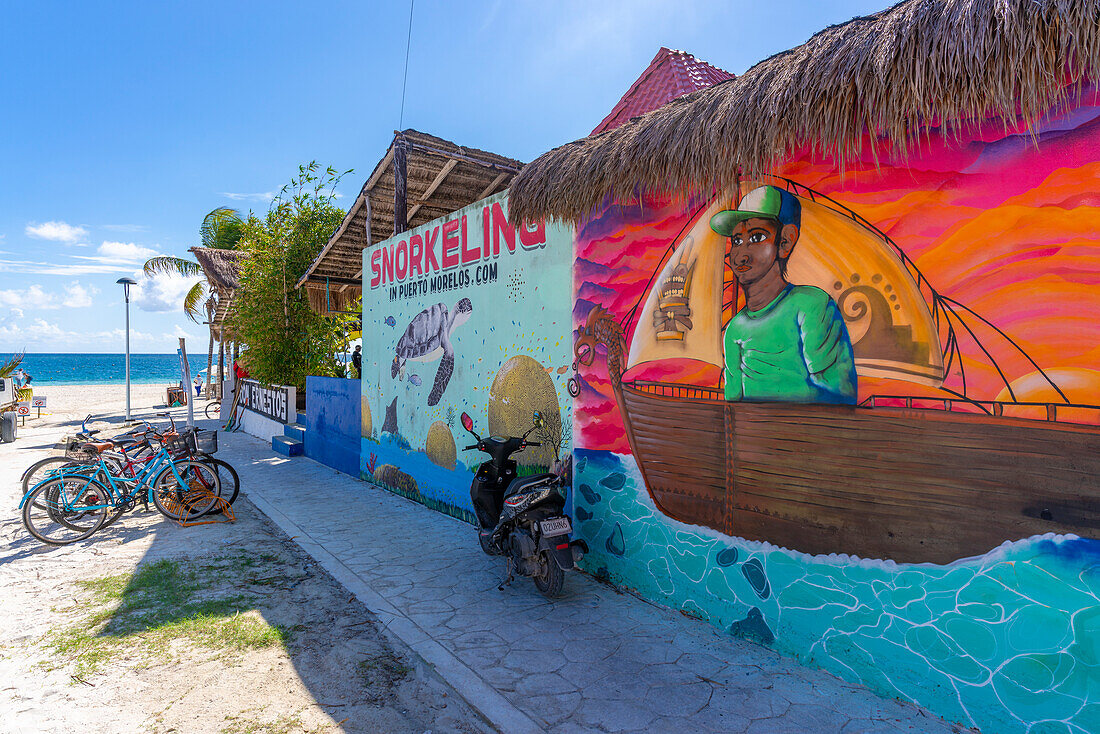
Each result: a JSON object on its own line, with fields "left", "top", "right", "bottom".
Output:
{"left": 392, "top": 298, "right": 473, "bottom": 406}
{"left": 381, "top": 396, "right": 399, "bottom": 434}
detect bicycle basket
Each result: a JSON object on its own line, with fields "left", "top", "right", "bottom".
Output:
{"left": 193, "top": 428, "right": 218, "bottom": 455}
{"left": 166, "top": 431, "right": 197, "bottom": 456}
{"left": 64, "top": 437, "right": 96, "bottom": 461}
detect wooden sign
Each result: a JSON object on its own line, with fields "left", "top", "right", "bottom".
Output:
{"left": 238, "top": 379, "right": 296, "bottom": 424}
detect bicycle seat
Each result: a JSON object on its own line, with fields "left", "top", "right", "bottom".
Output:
{"left": 86, "top": 442, "right": 114, "bottom": 453}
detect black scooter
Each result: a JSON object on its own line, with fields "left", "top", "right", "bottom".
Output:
{"left": 461, "top": 411, "right": 586, "bottom": 597}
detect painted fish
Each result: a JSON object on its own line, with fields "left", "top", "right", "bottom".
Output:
{"left": 384, "top": 316, "right": 396, "bottom": 327}
{"left": 409, "top": 374, "right": 423, "bottom": 386}
{"left": 557, "top": 366, "right": 569, "bottom": 374}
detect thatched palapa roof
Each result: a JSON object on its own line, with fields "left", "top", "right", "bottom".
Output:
{"left": 509, "top": 0, "right": 1100, "bottom": 224}
{"left": 298, "top": 129, "right": 523, "bottom": 313}
{"left": 190, "top": 246, "right": 248, "bottom": 332}
{"left": 191, "top": 247, "right": 246, "bottom": 291}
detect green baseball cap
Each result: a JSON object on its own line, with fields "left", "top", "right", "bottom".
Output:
{"left": 710, "top": 185, "right": 802, "bottom": 237}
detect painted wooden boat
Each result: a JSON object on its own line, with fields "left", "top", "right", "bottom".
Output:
{"left": 581, "top": 178, "right": 1100, "bottom": 564}
{"left": 615, "top": 379, "right": 1100, "bottom": 564}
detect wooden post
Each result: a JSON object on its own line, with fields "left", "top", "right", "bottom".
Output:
{"left": 217, "top": 331, "right": 225, "bottom": 401}
{"left": 393, "top": 133, "right": 408, "bottom": 235}
{"left": 205, "top": 302, "right": 215, "bottom": 400}
{"left": 179, "top": 338, "right": 195, "bottom": 429}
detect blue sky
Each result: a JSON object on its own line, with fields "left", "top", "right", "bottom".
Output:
{"left": 0, "top": 0, "right": 882, "bottom": 354}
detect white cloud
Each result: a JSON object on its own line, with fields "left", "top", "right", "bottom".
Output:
{"left": 63, "top": 241, "right": 160, "bottom": 271}
{"left": 133, "top": 271, "right": 203, "bottom": 313}
{"left": 99, "top": 241, "right": 157, "bottom": 261}
{"left": 0, "top": 317, "right": 158, "bottom": 348}
{"left": 0, "top": 281, "right": 101, "bottom": 311}
{"left": 0, "top": 317, "right": 64, "bottom": 342}
{"left": 222, "top": 191, "right": 275, "bottom": 202}
{"left": 0, "top": 240, "right": 160, "bottom": 276}
{"left": 25, "top": 220, "right": 88, "bottom": 243}
{"left": 0, "top": 284, "right": 58, "bottom": 310}
{"left": 0, "top": 256, "right": 137, "bottom": 276}
{"left": 62, "top": 282, "right": 98, "bottom": 308}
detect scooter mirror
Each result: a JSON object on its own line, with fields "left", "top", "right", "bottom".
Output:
{"left": 532, "top": 410, "right": 545, "bottom": 428}
{"left": 461, "top": 412, "right": 475, "bottom": 433}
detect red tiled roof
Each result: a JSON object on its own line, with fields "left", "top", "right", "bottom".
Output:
{"left": 592, "top": 47, "right": 735, "bottom": 136}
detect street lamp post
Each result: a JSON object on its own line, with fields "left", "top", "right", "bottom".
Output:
{"left": 116, "top": 277, "right": 137, "bottom": 422}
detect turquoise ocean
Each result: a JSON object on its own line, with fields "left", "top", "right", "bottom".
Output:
{"left": 5, "top": 353, "right": 212, "bottom": 385}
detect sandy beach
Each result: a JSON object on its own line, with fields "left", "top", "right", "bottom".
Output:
{"left": 0, "top": 387, "right": 488, "bottom": 733}
{"left": 3, "top": 383, "right": 190, "bottom": 440}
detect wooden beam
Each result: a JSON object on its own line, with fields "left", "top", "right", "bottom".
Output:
{"left": 341, "top": 195, "right": 373, "bottom": 292}
{"left": 407, "top": 158, "right": 457, "bottom": 221}
{"left": 295, "top": 185, "right": 367, "bottom": 289}
{"left": 365, "top": 147, "right": 395, "bottom": 191}
{"left": 393, "top": 134, "right": 408, "bottom": 236}
{"left": 296, "top": 144, "right": 395, "bottom": 291}
{"left": 304, "top": 275, "right": 361, "bottom": 286}
{"left": 405, "top": 139, "right": 522, "bottom": 173}
{"left": 478, "top": 171, "right": 508, "bottom": 200}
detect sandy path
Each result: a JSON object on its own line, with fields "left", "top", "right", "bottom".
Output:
{"left": 0, "top": 385, "right": 490, "bottom": 733}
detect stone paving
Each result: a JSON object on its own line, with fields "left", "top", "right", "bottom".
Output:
{"left": 219, "top": 430, "right": 966, "bottom": 734}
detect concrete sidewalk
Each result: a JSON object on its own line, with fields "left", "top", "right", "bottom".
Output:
{"left": 220, "top": 431, "right": 962, "bottom": 734}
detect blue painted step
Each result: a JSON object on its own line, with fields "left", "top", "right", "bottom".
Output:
{"left": 296, "top": 411, "right": 307, "bottom": 426}
{"left": 284, "top": 423, "right": 306, "bottom": 441}
{"left": 272, "top": 435, "right": 303, "bottom": 457}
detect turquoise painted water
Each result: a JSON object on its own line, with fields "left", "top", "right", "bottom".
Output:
{"left": 4, "top": 353, "right": 210, "bottom": 385}
{"left": 574, "top": 448, "right": 1100, "bottom": 734}
{"left": 363, "top": 433, "right": 478, "bottom": 520}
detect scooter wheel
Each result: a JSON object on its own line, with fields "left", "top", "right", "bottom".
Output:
{"left": 533, "top": 551, "right": 564, "bottom": 597}
{"left": 478, "top": 530, "right": 496, "bottom": 555}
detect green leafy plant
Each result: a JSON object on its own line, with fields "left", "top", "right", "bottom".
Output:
{"left": 143, "top": 207, "right": 244, "bottom": 323}
{"left": 229, "top": 162, "right": 357, "bottom": 391}
{"left": 0, "top": 351, "right": 25, "bottom": 379}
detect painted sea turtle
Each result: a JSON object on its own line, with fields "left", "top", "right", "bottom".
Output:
{"left": 392, "top": 298, "right": 473, "bottom": 406}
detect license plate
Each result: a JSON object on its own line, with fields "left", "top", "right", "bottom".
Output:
{"left": 540, "top": 517, "right": 571, "bottom": 537}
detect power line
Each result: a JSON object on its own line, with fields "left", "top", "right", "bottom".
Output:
{"left": 399, "top": 0, "right": 415, "bottom": 130}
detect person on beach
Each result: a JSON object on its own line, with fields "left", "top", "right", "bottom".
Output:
{"left": 710, "top": 185, "right": 857, "bottom": 404}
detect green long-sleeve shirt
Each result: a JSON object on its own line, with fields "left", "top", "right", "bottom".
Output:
{"left": 723, "top": 284, "right": 857, "bottom": 404}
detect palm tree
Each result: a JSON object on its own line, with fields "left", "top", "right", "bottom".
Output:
{"left": 0, "top": 352, "right": 24, "bottom": 378}
{"left": 143, "top": 207, "right": 244, "bottom": 396}
{"left": 144, "top": 207, "right": 243, "bottom": 322}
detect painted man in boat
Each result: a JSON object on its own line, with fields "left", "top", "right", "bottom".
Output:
{"left": 710, "top": 185, "right": 858, "bottom": 404}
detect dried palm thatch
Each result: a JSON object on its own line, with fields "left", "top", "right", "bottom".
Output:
{"left": 509, "top": 0, "right": 1100, "bottom": 224}
{"left": 190, "top": 247, "right": 247, "bottom": 291}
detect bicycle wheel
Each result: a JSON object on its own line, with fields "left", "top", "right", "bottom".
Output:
{"left": 151, "top": 460, "right": 222, "bottom": 521}
{"left": 22, "top": 477, "right": 108, "bottom": 545}
{"left": 41, "top": 472, "right": 114, "bottom": 532}
{"left": 28, "top": 463, "right": 102, "bottom": 529}
{"left": 21, "top": 456, "right": 89, "bottom": 498}
{"left": 199, "top": 458, "right": 239, "bottom": 515}
{"left": 204, "top": 401, "right": 221, "bottom": 420}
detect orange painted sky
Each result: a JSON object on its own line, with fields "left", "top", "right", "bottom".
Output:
{"left": 575, "top": 86, "right": 1100, "bottom": 451}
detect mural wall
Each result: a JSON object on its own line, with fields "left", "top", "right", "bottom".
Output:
{"left": 572, "top": 88, "right": 1100, "bottom": 733}
{"left": 361, "top": 192, "right": 574, "bottom": 522}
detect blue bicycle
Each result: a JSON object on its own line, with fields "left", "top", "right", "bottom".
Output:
{"left": 19, "top": 431, "right": 223, "bottom": 545}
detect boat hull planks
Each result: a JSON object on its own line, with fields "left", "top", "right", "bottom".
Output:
{"left": 618, "top": 382, "right": 1100, "bottom": 564}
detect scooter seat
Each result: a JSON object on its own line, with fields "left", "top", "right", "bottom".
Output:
{"left": 504, "top": 473, "right": 557, "bottom": 498}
